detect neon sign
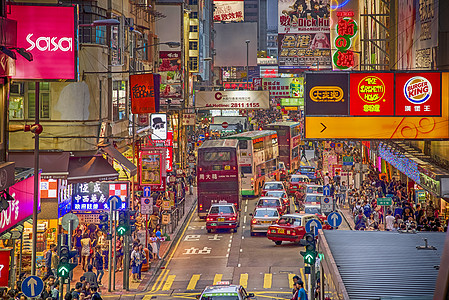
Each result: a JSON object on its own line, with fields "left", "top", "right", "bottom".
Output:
{"left": 333, "top": 11, "right": 358, "bottom": 70}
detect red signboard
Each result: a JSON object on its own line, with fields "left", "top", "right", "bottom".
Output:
{"left": 0, "top": 176, "right": 40, "bottom": 234}
{"left": 349, "top": 73, "right": 394, "bottom": 116}
{"left": 9, "top": 5, "right": 76, "bottom": 80}
{"left": 395, "top": 72, "right": 441, "bottom": 116}
{"left": 0, "top": 250, "right": 10, "bottom": 287}
{"left": 130, "top": 73, "right": 161, "bottom": 114}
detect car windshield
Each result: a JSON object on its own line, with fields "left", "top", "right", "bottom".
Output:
{"left": 305, "top": 207, "right": 320, "bottom": 214}
{"left": 306, "top": 186, "right": 323, "bottom": 194}
{"left": 265, "top": 191, "right": 284, "bottom": 198}
{"left": 258, "top": 199, "right": 280, "bottom": 207}
{"left": 200, "top": 296, "right": 239, "bottom": 300}
{"left": 209, "top": 206, "right": 234, "bottom": 214}
{"left": 264, "top": 183, "right": 283, "bottom": 190}
{"left": 305, "top": 195, "right": 321, "bottom": 203}
{"left": 255, "top": 209, "right": 279, "bottom": 217}
{"left": 300, "top": 167, "right": 315, "bottom": 173}
{"left": 291, "top": 177, "right": 306, "bottom": 183}
{"left": 278, "top": 217, "right": 301, "bottom": 226}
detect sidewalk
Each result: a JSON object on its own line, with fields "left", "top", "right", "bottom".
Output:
{"left": 337, "top": 204, "right": 355, "bottom": 230}
{"left": 69, "top": 188, "right": 197, "bottom": 297}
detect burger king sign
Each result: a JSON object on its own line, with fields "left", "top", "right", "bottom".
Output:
{"left": 395, "top": 73, "right": 441, "bottom": 116}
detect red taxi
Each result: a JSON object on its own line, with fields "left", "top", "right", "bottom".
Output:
{"left": 255, "top": 197, "right": 287, "bottom": 215}
{"left": 206, "top": 203, "right": 239, "bottom": 233}
{"left": 261, "top": 181, "right": 286, "bottom": 196}
{"left": 264, "top": 190, "right": 290, "bottom": 213}
{"left": 267, "top": 213, "right": 330, "bottom": 245}
{"left": 288, "top": 175, "right": 310, "bottom": 195}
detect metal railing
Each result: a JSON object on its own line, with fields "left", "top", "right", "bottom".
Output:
{"left": 162, "top": 198, "right": 186, "bottom": 235}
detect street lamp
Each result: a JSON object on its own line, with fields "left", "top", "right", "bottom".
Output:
{"left": 79, "top": 19, "right": 120, "bottom": 27}
{"left": 246, "top": 40, "right": 250, "bottom": 89}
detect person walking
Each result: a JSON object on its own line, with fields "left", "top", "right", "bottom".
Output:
{"left": 93, "top": 245, "right": 104, "bottom": 286}
{"left": 82, "top": 264, "right": 98, "bottom": 288}
{"left": 42, "top": 244, "right": 56, "bottom": 281}
{"left": 296, "top": 281, "right": 308, "bottom": 300}
{"left": 80, "top": 233, "right": 91, "bottom": 272}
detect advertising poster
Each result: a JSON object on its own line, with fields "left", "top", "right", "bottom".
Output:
{"left": 159, "top": 50, "right": 183, "bottom": 99}
{"left": 262, "top": 77, "right": 304, "bottom": 98}
{"left": 214, "top": 0, "right": 244, "bottom": 22}
{"left": 278, "top": 0, "right": 330, "bottom": 34}
{"left": 330, "top": 1, "right": 360, "bottom": 70}
{"left": 278, "top": 33, "right": 331, "bottom": 70}
{"left": 130, "top": 73, "right": 161, "bottom": 114}
{"left": 397, "top": 0, "right": 438, "bottom": 69}
{"left": 9, "top": 5, "right": 77, "bottom": 80}
{"left": 305, "top": 72, "right": 349, "bottom": 115}
{"left": 349, "top": 73, "right": 395, "bottom": 116}
{"left": 72, "top": 182, "right": 129, "bottom": 211}
{"left": 395, "top": 72, "right": 441, "bottom": 116}
{"left": 0, "top": 250, "right": 10, "bottom": 287}
{"left": 150, "top": 113, "right": 167, "bottom": 140}
{"left": 159, "top": 51, "right": 181, "bottom": 72}
{"left": 140, "top": 151, "right": 166, "bottom": 191}
{"left": 195, "top": 91, "right": 270, "bottom": 109}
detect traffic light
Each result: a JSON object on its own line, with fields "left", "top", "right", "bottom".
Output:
{"left": 236, "top": 123, "right": 243, "bottom": 133}
{"left": 300, "top": 233, "right": 317, "bottom": 265}
{"left": 128, "top": 210, "right": 137, "bottom": 234}
{"left": 57, "top": 245, "right": 77, "bottom": 278}
{"left": 116, "top": 210, "right": 128, "bottom": 236}
{"left": 98, "top": 212, "right": 109, "bottom": 233}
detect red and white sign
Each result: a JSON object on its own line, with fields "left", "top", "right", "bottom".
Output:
{"left": 395, "top": 73, "right": 441, "bottom": 116}
{"left": 40, "top": 179, "right": 58, "bottom": 199}
{"left": 109, "top": 183, "right": 128, "bottom": 201}
{"left": 214, "top": 0, "right": 244, "bottom": 22}
{"left": 9, "top": 5, "right": 76, "bottom": 80}
{"left": 0, "top": 250, "right": 10, "bottom": 287}
{"left": 222, "top": 122, "right": 229, "bottom": 129}
{"left": 0, "top": 176, "right": 40, "bottom": 234}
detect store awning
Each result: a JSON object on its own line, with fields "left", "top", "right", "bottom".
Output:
{"left": 67, "top": 156, "right": 119, "bottom": 184}
{"left": 99, "top": 145, "right": 138, "bottom": 176}
{"left": 9, "top": 152, "right": 69, "bottom": 179}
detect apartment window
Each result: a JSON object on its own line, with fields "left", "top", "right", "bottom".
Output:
{"left": 189, "top": 12, "right": 198, "bottom": 19}
{"left": 188, "top": 0, "right": 198, "bottom": 5}
{"left": 9, "top": 83, "right": 24, "bottom": 120}
{"left": 189, "top": 25, "right": 198, "bottom": 32}
{"left": 113, "top": 81, "right": 127, "bottom": 121}
{"left": 79, "top": 5, "right": 107, "bottom": 45}
{"left": 111, "top": 13, "right": 122, "bottom": 66}
{"left": 27, "top": 82, "right": 50, "bottom": 119}
{"left": 189, "top": 57, "right": 198, "bottom": 72}
{"left": 189, "top": 41, "right": 198, "bottom": 50}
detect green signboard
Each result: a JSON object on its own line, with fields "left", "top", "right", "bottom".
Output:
{"left": 377, "top": 197, "right": 392, "bottom": 206}
{"left": 280, "top": 98, "right": 304, "bottom": 107}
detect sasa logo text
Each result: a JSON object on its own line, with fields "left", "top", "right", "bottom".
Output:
{"left": 26, "top": 33, "right": 73, "bottom": 52}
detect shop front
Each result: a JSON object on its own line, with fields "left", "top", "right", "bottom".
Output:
{"left": 418, "top": 165, "right": 449, "bottom": 220}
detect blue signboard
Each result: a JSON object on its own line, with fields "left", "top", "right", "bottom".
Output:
{"left": 22, "top": 276, "right": 44, "bottom": 298}
{"left": 143, "top": 186, "right": 151, "bottom": 197}
{"left": 72, "top": 182, "right": 128, "bottom": 211}
{"left": 305, "top": 219, "right": 322, "bottom": 236}
{"left": 327, "top": 212, "right": 343, "bottom": 227}
{"left": 198, "top": 134, "right": 205, "bottom": 141}
{"left": 323, "top": 185, "right": 331, "bottom": 196}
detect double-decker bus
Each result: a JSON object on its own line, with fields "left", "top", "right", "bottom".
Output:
{"left": 265, "top": 122, "right": 301, "bottom": 173}
{"left": 223, "top": 130, "right": 280, "bottom": 196}
{"left": 197, "top": 139, "right": 241, "bottom": 218}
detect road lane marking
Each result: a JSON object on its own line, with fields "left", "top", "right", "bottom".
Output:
{"left": 238, "top": 263, "right": 241, "bottom": 267}
{"left": 162, "top": 275, "right": 176, "bottom": 291}
{"left": 150, "top": 268, "right": 168, "bottom": 292}
{"left": 263, "top": 273, "right": 272, "bottom": 289}
{"left": 240, "top": 248, "right": 242, "bottom": 252}
{"left": 288, "top": 274, "right": 295, "bottom": 288}
{"left": 226, "top": 253, "right": 229, "bottom": 257}
{"left": 213, "top": 274, "right": 223, "bottom": 285}
{"left": 242, "top": 236, "right": 244, "bottom": 239}
{"left": 244, "top": 215, "right": 247, "bottom": 223}
{"left": 228, "top": 243, "right": 231, "bottom": 247}
{"left": 242, "top": 225, "right": 245, "bottom": 229}
{"left": 246, "top": 199, "right": 248, "bottom": 205}
{"left": 300, "top": 268, "right": 307, "bottom": 284}
{"left": 245, "top": 206, "right": 247, "bottom": 213}
{"left": 156, "top": 269, "right": 170, "bottom": 292}
{"left": 240, "top": 273, "right": 248, "bottom": 289}
{"left": 187, "top": 274, "right": 201, "bottom": 290}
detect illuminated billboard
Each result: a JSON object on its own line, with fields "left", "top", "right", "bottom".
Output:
{"left": 304, "top": 72, "right": 449, "bottom": 139}
{"left": 9, "top": 5, "right": 77, "bottom": 80}
{"left": 214, "top": 0, "right": 244, "bottom": 22}
{"left": 195, "top": 91, "right": 270, "bottom": 109}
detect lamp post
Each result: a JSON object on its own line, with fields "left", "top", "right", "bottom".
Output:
{"left": 246, "top": 40, "right": 250, "bottom": 89}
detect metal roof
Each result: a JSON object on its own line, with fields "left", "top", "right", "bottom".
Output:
{"left": 323, "top": 230, "right": 445, "bottom": 300}
{"left": 266, "top": 121, "right": 300, "bottom": 127}
{"left": 223, "top": 130, "right": 277, "bottom": 140}
{"left": 199, "top": 139, "right": 238, "bottom": 149}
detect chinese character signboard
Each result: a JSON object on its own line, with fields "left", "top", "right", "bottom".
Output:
{"left": 330, "top": 1, "right": 360, "bottom": 70}
{"left": 395, "top": 73, "right": 441, "bottom": 116}
{"left": 0, "top": 250, "right": 10, "bottom": 287}
{"left": 130, "top": 73, "right": 161, "bottom": 114}
{"left": 262, "top": 77, "right": 304, "bottom": 98}
{"left": 397, "top": 0, "right": 438, "bottom": 69}
{"left": 214, "top": 0, "right": 244, "bottom": 22}
{"left": 159, "top": 51, "right": 181, "bottom": 72}
{"left": 9, "top": 5, "right": 77, "bottom": 80}
{"left": 195, "top": 91, "right": 270, "bottom": 109}
{"left": 0, "top": 176, "right": 40, "bottom": 234}
{"left": 278, "top": 0, "right": 330, "bottom": 34}
{"left": 142, "top": 131, "right": 174, "bottom": 173}
{"left": 72, "top": 182, "right": 129, "bottom": 211}
{"left": 280, "top": 98, "right": 304, "bottom": 107}
{"left": 349, "top": 73, "right": 394, "bottom": 116}
{"left": 140, "top": 151, "right": 166, "bottom": 191}
{"left": 305, "top": 72, "right": 349, "bottom": 115}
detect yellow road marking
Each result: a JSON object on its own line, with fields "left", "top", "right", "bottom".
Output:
{"left": 263, "top": 273, "right": 272, "bottom": 289}
{"left": 151, "top": 268, "right": 168, "bottom": 292}
{"left": 213, "top": 274, "right": 223, "bottom": 285}
{"left": 187, "top": 274, "right": 201, "bottom": 290}
{"left": 156, "top": 269, "right": 170, "bottom": 292}
{"left": 162, "top": 275, "right": 176, "bottom": 291}
{"left": 288, "top": 273, "right": 295, "bottom": 289}
{"left": 300, "top": 268, "right": 306, "bottom": 284}
{"left": 239, "top": 273, "right": 248, "bottom": 289}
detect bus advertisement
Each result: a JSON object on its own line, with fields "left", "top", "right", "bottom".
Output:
{"left": 265, "top": 122, "right": 301, "bottom": 173}
{"left": 224, "top": 130, "right": 280, "bottom": 196}
{"left": 197, "top": 140, "right": 241, "bottom": 217}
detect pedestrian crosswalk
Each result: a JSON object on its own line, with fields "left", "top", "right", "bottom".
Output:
{"left": 152, "top": 271, "right": 310, "bottom": 292}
